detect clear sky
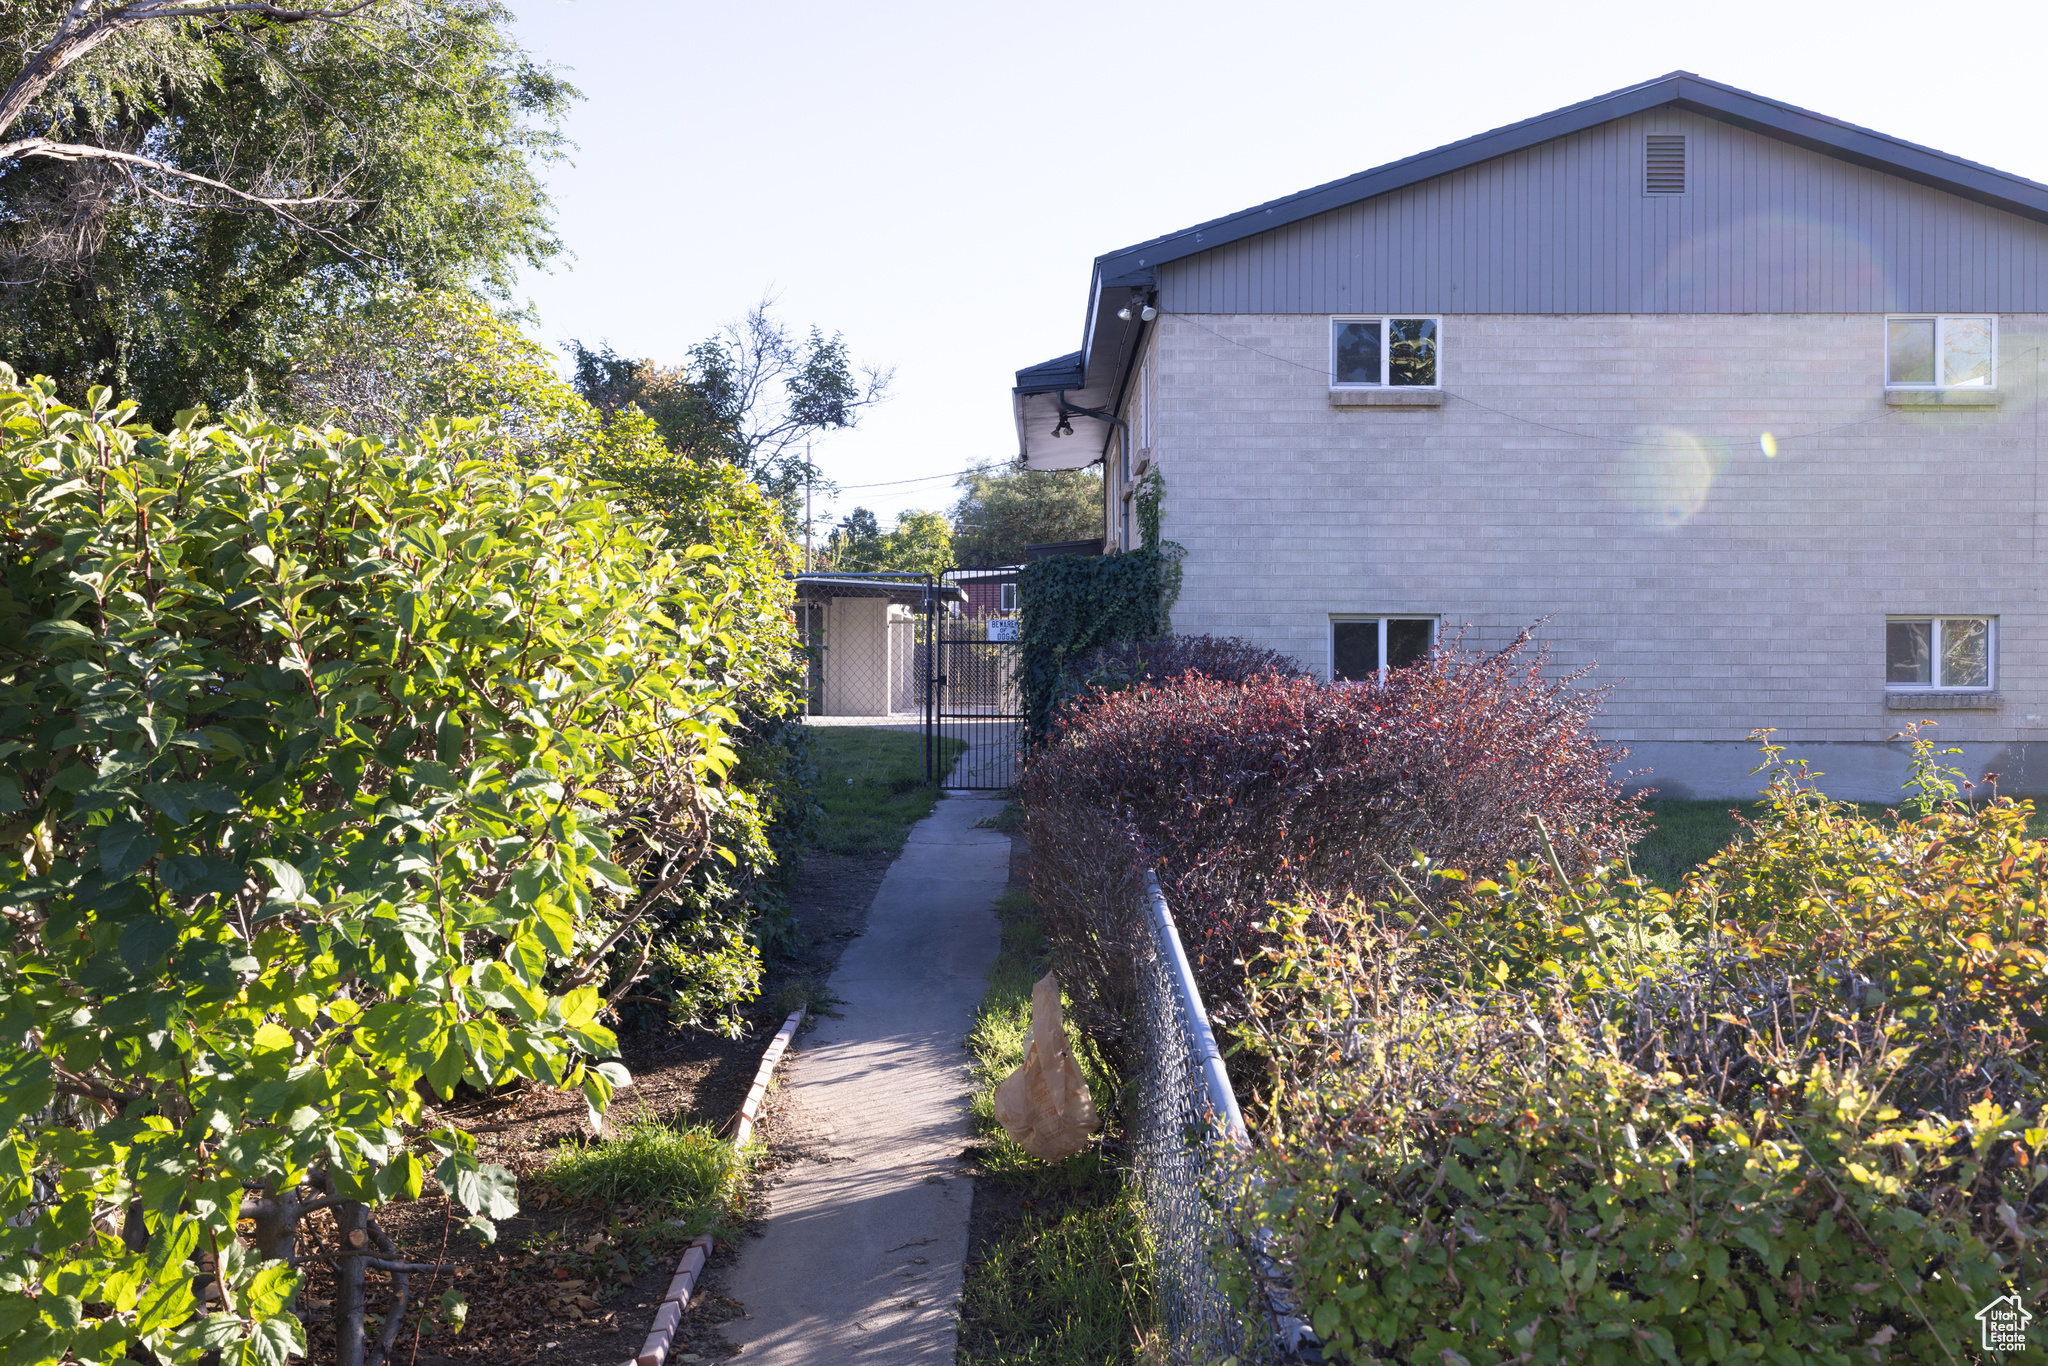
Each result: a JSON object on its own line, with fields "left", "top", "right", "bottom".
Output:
{"left": 502, "top": 0, "right": 2048, "bottom": 535}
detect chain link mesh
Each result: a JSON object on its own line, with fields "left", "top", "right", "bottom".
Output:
{"left": 1130, "top": 878, "right": 1295, "bottom": 1365}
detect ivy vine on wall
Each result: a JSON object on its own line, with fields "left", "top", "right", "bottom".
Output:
{"left": 1017, "top": 550, "right": 1172, "bottom": 736}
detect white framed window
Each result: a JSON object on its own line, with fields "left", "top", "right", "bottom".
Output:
{"left": 1331, "top": 616, "right": 1437, "bottom": 683}
{"left": 1000, "top": 582, "right": 1017, "bottom": 613}
{"left": 1331, "top": 317, "right": 1440, "bottom": 388}
{"left": 1886, "top": 616, "right": 1994, "bottom": 691}
{"left": 1886, "top": 316, "right": 1995, "bottom": 389}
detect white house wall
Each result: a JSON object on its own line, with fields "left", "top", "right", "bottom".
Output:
{"left": 1153, "top": 311, "right": 2048, "bottom": 800}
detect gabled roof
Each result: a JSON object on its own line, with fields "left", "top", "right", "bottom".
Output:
{"left": 1094, "top": 70, "right": 2048, "bottom": 285}
{"left": 1013, "top": 70, "right": 2048, "bottom": 468}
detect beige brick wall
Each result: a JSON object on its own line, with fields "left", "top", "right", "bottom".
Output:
{"left": 1152, "top": 312, "right": 2048, "bottom": 796}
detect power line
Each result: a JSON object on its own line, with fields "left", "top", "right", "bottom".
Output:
{"left": 831, "top": 465, "right": 980, "bottom": 490}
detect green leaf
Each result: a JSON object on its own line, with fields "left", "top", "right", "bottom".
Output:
{"left": 0, "top": 1322, "right": 66, "bottom": 1366}
{"left": 159, "top": 854, "right": 246, "bottom": 898}
{"left": 505, "top": 927, "right": 546, "bottom": 987}
{"left": 425, "top": 1036, "right": 466, "bottom": 1099}
{"left": 374, "top": 1151, "right": 425, "bottom": 1203}
{"left": 131, "top": 1269, "right": 196, "bottom": 1338}
{"left": 251, "top": 858, "right": 313, "bottom": 907}
{"left": 240, "top": 1263, "right": 299, "bottom": 1319}
{"left": 119, "top": 917, "right": 178, "bottom": 973}
{"left": 557, "top": 986, "right": 602, "bottom": 1028}
{"left": 98, "top": 821, "right": 158, "bottom": 880}
{"left": 579, "top": 1065, "right": 613, "bottom": 1129}
{"left": 452, "top": 1161, "right": 519, "bottom": 1220}
{"left": 141, "top": 781, "right": 238, "bottom": 823}
{"left": 532, "top": 900, "right": 574, "bottom": 957}
{"left": 0, "top": 1057, "right": 52, "bottom": 1140}
{"left": 238, "top": 1315, "right": 305, "bottom": 1366}
{"left": 0, "top": 1295, "right": 35, "bottom": 1339}
{"left": 27, "top": 617, "right": 99, "bottom": 644}
{"left": 165, "top": 1311, "right": 243, "bottom": 1357}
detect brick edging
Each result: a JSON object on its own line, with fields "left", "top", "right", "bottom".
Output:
{"left": 625, "top": 1005, "right": 806, "bottom": 1366}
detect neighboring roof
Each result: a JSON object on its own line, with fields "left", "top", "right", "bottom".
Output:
{"left": 1015, "top": 70, "right": 2048, "bottom": 468}
{"left": 1023, "top": 539, "right": 1104, "bottom": 560}
{"left": 792, "top": 575, "right": 966, "bottom": 604}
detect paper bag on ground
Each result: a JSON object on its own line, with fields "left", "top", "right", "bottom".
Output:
{"left": 992, "top": 973, "right": 1100, "bottom": 1161}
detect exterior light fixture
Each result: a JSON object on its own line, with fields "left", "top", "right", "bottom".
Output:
{"left": 1140, "top": 304, "right": 1157, "bottom": 322}
{"left": 1116, "top": 303, "right": 1132, "bottom": 321}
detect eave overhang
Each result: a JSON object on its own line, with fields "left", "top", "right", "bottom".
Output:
{"left": 1013, "top": 350, "right": 1115, "bottom": 470}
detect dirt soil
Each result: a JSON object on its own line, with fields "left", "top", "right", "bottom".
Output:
{"left": 291, "top": 850, "right": 897, "bottom": 1366}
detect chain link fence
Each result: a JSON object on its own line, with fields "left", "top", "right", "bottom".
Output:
{"left": 793, "top": 577, "right": 931, "bottom": 720}
{"left": 1131, "top": 873, "right": 1319, "bottom": 1365}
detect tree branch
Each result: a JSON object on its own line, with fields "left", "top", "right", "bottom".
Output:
{"left": 1, "top": 2, "right": 379, "bottom": 139}
{"left": 1, "top": 138, "right": 367, "bottom": 208}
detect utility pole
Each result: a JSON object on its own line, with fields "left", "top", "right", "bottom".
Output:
{"left": 804, "top": 438, "right": 813, "bottom": 572}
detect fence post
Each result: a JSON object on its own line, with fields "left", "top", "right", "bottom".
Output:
{"left": 922, "top": 574, "right": 934, "bottom": 787}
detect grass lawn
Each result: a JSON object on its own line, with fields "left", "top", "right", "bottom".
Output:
{"left": 1630, "top": 795, "right": 2048, "bottom": 890}
{"left": 803, "top": 726, "right": 968, "bottom": 857}
{"left": 957, "top": 886, "right": 1153, "bottom": 1366}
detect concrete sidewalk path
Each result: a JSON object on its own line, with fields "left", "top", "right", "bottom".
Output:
{"left": 719, "top": 790, "right": 1008, "bottom": 1362}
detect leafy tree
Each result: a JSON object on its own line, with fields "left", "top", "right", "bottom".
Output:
{"left": 288, "top": 288, "right": 589, "bottom": 467}
{"left": 819, "top": 507, "right": 951, "bottom": 574}
{"left": 0, "top": 373, "right": 790, "bottom": 1365}
{"left": 879, "top": 509, "right": 955, "bottom": 575}
{"left": 949, "top": 460, "right": 1103, "bottom": 566}
{"left": 0, "top": 1, "right": 573, "bottom": 422}
{"left": 569, "top": 300, "right": 892, "bottom": 512}
{"left": 823, "top": 506, "right": 884, "bottom": 568}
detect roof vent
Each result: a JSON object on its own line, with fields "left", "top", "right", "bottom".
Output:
{"left": 1645, "top": 134, "right": 1686, "bottom": 195}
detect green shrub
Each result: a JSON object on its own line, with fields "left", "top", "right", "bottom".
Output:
{"left": 1022, "top": 632, "right": 1642, "bottom": 1051}
{"left": 0, "top": 376, "right": 791, "bottom": 1365}
{"left": 1238, "top": 736, "right": 2048, "bottom": 1365}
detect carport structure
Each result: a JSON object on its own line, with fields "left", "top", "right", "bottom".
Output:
{"left": 792, "top": 573, "right": 965, "bottom": 719}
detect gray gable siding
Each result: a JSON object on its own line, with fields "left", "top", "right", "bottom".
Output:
{"left": 1159, "top": 109, "right": 2048, "bottom": 315}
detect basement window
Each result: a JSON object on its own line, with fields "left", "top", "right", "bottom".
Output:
{"left": 1887, "top": 316, "right": 1995, "bottom": 388}
{"left": 1886, "top": 616, "right": 1993, "bottom": 690}
{"left": 1332, "top": 616, "right": 1436, "bottom": 683}
{"left": 1331, "top": 317, "right": 1439, "bottom": 388}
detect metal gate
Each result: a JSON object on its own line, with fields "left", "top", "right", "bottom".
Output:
{"left": 925, "top": 566, "right": 1023, "bottom": 790}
